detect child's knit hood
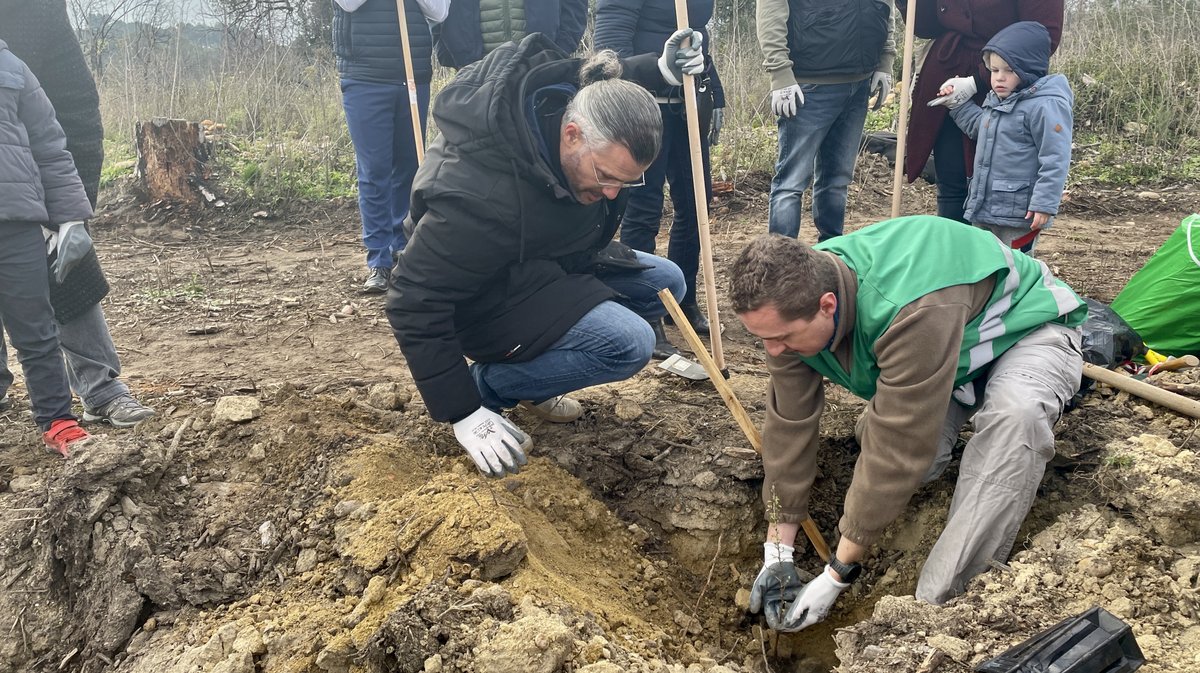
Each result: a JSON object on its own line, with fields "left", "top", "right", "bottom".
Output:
{"left": 982, "top": 21, "right": 1051, "bottom": 90}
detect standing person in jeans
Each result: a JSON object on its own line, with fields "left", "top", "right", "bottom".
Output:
{"left": 432, "top": 0, "right": 588, "bottom": 69}
{"left": 388, "top": 34, "right": 706, "bottom": 478}
{"left": 0, "top": 0, "right": 154, "bottom": 427}
{"left": 0, "top": 40, "right": 96, "bottom": 456}
{"left": 897, "top": 0, "right": 1063, "bottom": 223}
{"left": 333, "top": 0, "right": 446, "bottom": 293}
{"left": 758, "top": 0, "right": 895, "bottom": 242}
{"left": 596, "top": 0, "right": 726, "bottom": 359}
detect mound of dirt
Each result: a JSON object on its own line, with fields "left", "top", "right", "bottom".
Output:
{"left": 3, "top": 176, "right": 1199, "bottom": 673}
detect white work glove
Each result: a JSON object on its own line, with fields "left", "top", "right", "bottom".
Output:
{"left": 747, "top": 542, "right": 804, "bottom": 630}
{"left": 927, "top": 75, "right": 978, "bottom": 109}
{"left": 50, "top": 221, "right": 95, "bottom": 284}
{"left": 869, "top": 70, "right": 893, "bottom": 111}
{"left": 779, "top": 565, "right": 850, "bottom": 631}
{"left": 709, "top": 107, "right": 725, "bottom": 146}
{"left": 451, "top": 407, "right": 529, "bottom": 478}
{"left": 771, "top": 84, "right": 804, "bottom": 118}
{"left": 658, "top": 28, "right": 705, "bottom": 87}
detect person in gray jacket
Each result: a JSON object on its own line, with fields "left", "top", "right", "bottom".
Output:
{"left": 0, "top": 40, "right": 95, "bottom": 456}
{"left": 0, "top": 0, "right": 155, "bottom": 428}
{"left": 929, "top": 21, "right": 1073, "bottom": 253}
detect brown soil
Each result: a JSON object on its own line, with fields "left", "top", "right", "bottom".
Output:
{"left": 1, "top": 155, "right": 1198, "bottom": 673}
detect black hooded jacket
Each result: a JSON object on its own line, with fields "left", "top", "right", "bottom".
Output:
{"left": 386, "top": 34, "right": 669, "bottom": 423}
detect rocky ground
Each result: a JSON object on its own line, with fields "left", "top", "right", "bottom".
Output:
{"left": 0, "top": 156, "right": 1198, "bottom": 673}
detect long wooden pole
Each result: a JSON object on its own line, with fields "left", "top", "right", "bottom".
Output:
{"left": 394, "top": 0, "right": 425, "bottom": 164}
{"left": 1083, "top": 363, "right": 1200, "bottom": 419}
{"left": 672, "top": 0, "right": 726, "bottom": 372}
{"left": 659, "top": 289, "right": 833, "bottom": 563}
{"left": 890, "top": 0, "right": 919, "bottom": 217}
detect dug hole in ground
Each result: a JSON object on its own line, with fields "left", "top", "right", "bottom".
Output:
{"left": 1, "top": 158, "right": 1198, "bottom": 673}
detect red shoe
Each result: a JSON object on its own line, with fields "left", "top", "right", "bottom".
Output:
{"left": 43, "top": 419, "right": 91, "bottom": 458}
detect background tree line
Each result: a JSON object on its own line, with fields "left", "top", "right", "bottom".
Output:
{"left": 68, "top": 0, "right": 1200, "bottom": 200}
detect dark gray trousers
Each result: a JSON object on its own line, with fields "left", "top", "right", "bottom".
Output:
{"left": 0, "top": 222, "right": 74, "bottom": 429}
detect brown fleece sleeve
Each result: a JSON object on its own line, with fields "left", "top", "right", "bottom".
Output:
{"left": 838, "top": 282, "right": 987, "bottom": 547}
{"left": 761, "top": 351, "right": 825, "bottom": 524}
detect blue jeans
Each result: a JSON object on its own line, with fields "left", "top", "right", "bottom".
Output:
{"left": 341, "top": 77, "right": 431, "bottom": 270}
{"left": 0, "top": 222, "right": 74, "bottom": 430}
{"left": 471, "top": 251, "right": 685, "bottom": 410}
{"left": 620, "top": 103, "right": 712, "bottom": 306}
{"left": 767, "top": 79, "right": 870, "bottom": 241}
{"left": 0, "top": 302, "right": 130, "bottom": 410}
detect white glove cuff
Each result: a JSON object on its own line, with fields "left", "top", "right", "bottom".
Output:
{"left": 763, "top": 542, "right": 795, "bottom": 565}
{"left": 658, "top": 57, "right": 683, "bottom": 87}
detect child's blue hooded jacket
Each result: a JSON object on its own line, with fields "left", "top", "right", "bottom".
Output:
{"left": 950, "top": 21, "right": 1073, "bottom": 229}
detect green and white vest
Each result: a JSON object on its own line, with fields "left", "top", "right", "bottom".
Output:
{"left": 800, "top": 216, "right": 1086, "bottom": 398}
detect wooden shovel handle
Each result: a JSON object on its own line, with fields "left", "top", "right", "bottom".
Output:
{"left": 658, "top": 289, "right": 832, "bottom": 562}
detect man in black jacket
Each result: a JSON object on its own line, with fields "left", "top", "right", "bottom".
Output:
{"left": 387, "top": 32, "right": 705, "bottom": 477}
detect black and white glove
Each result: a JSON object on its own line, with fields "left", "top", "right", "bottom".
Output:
{"left": 869, "top": 71, "right": 893, "bottom": 111}
{"left": 928, "top": 75, "right": 978, "bottom": 109}
{"left": 451, "top": 408, "right": 529, "bottom": 478}
{"left": 779, "top": 565, "right": 850, "bottom": 631}
{"left": 771, "top": 84, "right": 804, "bottom": 118}
{"left": 658, "top": 28, "right": 705, "bottom": 86}
{"left": 709, "top": 107, "right": 725, "bottom": 146}
{"left": 747, "top": 542, "right": 804, "bottom": 630}
{"left": 49, "top": 221, "right": 95, "bottom": 284}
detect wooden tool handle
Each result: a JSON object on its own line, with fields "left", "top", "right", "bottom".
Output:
{"left": 658, "top": 289, "right": 832, "bottom": 562}
{"left": 1084, "top": 363, "right": 1200, "bottom": 419}
{"left": 671, "top": 0, "right": 726, "bottom": 370}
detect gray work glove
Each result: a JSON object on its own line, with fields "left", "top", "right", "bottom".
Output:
{"left": 928, "top": 75, "right": 978, "bottom": 109}
{"left": 771, "top": 84, "right": 804, "bottom": 118}
{"left": 451, "top": 407, "right": 529, "bottom": 478}
{"left": 709, "top": 107, "right": 725, "bottom": 146}
{"left": 747, "top": 542, "right": 804, "bottom": 630}
{"left": 779, "top": 565, "right": 850, "bottom": 632}
{"left": 658, "top": 28, "right": 705, "bottom": 87}
{"left": 869, "top": 70, "right": 893, "bottom": 111}
{"left": 51, "top": 221, "right": 95, "bottom": 284}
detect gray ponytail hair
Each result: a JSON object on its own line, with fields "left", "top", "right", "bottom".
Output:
{"left": 564, "top": 50, "right": 662, "bottom": 165}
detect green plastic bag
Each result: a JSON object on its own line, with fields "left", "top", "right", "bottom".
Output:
{"left": 1111, "top": 214, "right": 1200, "bottom": 356}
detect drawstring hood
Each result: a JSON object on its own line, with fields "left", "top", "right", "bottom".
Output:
{"left": 982, "top": 21, "right": 1051, "bottom": 91}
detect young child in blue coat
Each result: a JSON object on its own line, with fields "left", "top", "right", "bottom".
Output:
{"left": 0, "top": 40, "right": 94, "bottom": 457}
{"left": 929, "top": 21, "right": 1073, "bottom": 253}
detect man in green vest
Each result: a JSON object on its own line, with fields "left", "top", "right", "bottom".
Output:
{"left": 731, "top": 216, "right": 1086, "bottom": 631}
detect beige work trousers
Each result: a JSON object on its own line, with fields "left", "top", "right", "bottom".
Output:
{"left": 915, "top": 322, "right": 1083, "bottom": 604}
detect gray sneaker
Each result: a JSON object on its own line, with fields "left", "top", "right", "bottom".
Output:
{"left": 0, "top": 395, "right": 10, "bottom": 412}
{"left": 518, "top": 396, "right": 582, "bottom": 423}
{"left": 363, "top": 267, "right": 389, "bottom": 294}
{"left": 83, "top": 394, "right": 156, "bottom": 428}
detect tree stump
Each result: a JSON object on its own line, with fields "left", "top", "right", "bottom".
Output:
{"left": 135, "top": 118, "right": 214, "bottom": 205}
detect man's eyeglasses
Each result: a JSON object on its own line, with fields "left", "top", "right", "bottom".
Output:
{"left": 588, "top": 149, "right": 645, "bottom": 189}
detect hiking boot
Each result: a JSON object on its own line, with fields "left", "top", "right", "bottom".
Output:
{"left": 43, "top": 419, "right": 91, "bottom": 458}
{"left": 363, "top": 267, "right": 389, "bottom": 294}
{"left": 83, "top": 394, "right": 156, "bottom": 428}
{"left": 666, "top": 302, "right": 711, "bottom": 334}
{"left": 518, "top": 396, "right": 583, "bottom": 423}
{"left": 650, "top": 319, "right": 681, "bottom": 360}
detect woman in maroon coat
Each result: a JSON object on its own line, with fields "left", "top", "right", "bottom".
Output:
{"left": 898, "top": 0, "right": 1063, "bottom": 221}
